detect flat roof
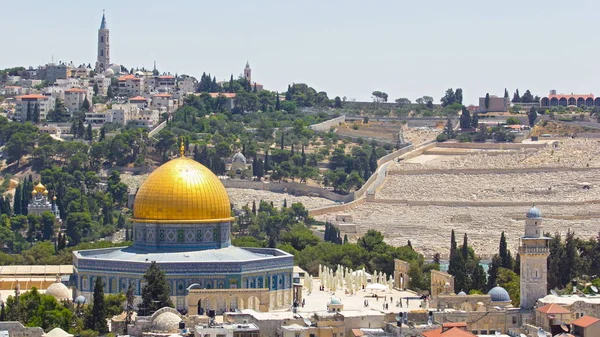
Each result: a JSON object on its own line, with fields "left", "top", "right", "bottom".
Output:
{"left": 0, "top": 265, "right": 73, "bottom": 275}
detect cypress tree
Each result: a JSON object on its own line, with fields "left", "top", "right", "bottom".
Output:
{"left": 301, "top": 145, "right": 306, "bottom": 166}
{"left": 343, "top": 234, "right": 348, "bottom": 244}
{"left": 91, "top": 277, "right": 108, "bottom": 333}
{"left": 280, "top": 132, "right": 285, "bottom": 150}
{"left": 487, "top": 254, "right": 501, "bottom": 291}
{"left": 86, "top": 123, "right": 93, "bottom": 141}
{"left": 251, "top": 201, "right": 256, "bottom": 215}
{"left": 264, "top": 150, "right": 270, "bottom": 171}
{"left": 99, "top": 126, "right": 106, "bottom": 141}
{"left": 407, "top": 240, "right": 413, "bottom": 249}
{"left": 513, "top": 253, "right": 520, "bottom": 275}
{"left": 32, "top": 103, "right": 40, "bottom": 123}
{"left": 450, "top": 229, "right": 457, "bottom": 258}
{"left": 26, "top": 102, "right": 32, "bottom": 122}
{"left": 369, "top": 148, "right": 378, "bottom": 174}
{"left": 13, "top": 185, "right": 22, "bottom": 215}
{"left": 283, "top": 198, "right": 287, "bottom": 208}
{"left": 125, "top": 282, "right": 135, "bottom": 328}
{"left": 499, "top": 231, "right": 512, "bottom": 269}
{"left": 275, "top": 92, "right": 281, "bottom": 110}
{"left": 462, "top": 233, "right": 468, "bottom": 259}
{"left": 229, "top": 75, "right": 234, "bottom": 93}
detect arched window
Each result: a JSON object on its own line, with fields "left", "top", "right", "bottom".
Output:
{"left": 100, "top": 36, "right": 104, "bottom": 43}
{"left": 100, "top": 50, "right": 104, "bottom": 57}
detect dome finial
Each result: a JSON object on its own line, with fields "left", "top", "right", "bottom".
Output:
{"left": 179, "top": 137, "right": 185, "bottom": 157}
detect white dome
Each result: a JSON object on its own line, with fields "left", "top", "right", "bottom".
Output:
{"left": 135, "top": 71, "right": 145, "bottom": 76}
{"left": 152, "top": 312, "right": 181, "bottom": 333}
{"left": 232, "top": 152, "right": 246, "bottom": 164}
{"left": 45, "top": 282, "right": 71, "bottom": 301}
{"left": 104, "top": 68, "right": 115, "bottom": 76}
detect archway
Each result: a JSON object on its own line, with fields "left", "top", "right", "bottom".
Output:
{"left": 197, "top": 299, "right": 204, "bottom": 315}
{"left": 586, "top": 97, "right": 594, "bottom": 107}
{"left": 248, "top": 296, "right": 260, "bottom": 311}
{"left": 568, "top": 97, "right": 576, "bottom": 106}
{"left": 559, "top": 98, "right": 567, "bottom": 106}
{"left": 550, "top": 97, "right": 558, "bottom": 106}
{"left": 541, "top": 97, "right": 550, "bottom": 107}
{"left": 577, "top": 97, "right": 585, "bottom": 107}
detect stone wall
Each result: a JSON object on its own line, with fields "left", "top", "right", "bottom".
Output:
{"left": 222, "top": 180, "right": 354, "bottom": 203}
{"left": 434, "top": 142, "right": 548, "bottom": 150}
{"left": 148, "top": 120, "right": 167, "bottom": 138}
{"left": 369, "top": 198, "right": 600, "bottom": 207}
{"left": 309, "top": 115, "right": 346, "bottom": 132}
{"left": 388, "top": 166, "right": 600, "bottom": 176}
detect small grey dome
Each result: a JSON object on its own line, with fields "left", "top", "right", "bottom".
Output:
{"left": 74, "top": 295, "right": 87, "bottom": 305}
{"left": 488, "top": 286, "right": 510, "bottom": 302}
{"left": 458, "top": 291, "right": 467, "bottom": 296}
{"left": 152, "top": 312, "right": 181, "bottom": 333}
{"left": 45, "top": 281, "right": 71, "bottom": 301}
{"left": 232, "top": 152, "right": 246, "bottom": 164}
{"left": 526, "top": 206, "right": 542, "bottom": 219}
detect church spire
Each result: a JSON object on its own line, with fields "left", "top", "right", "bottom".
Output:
{"left": 100, "top": 10, "right": 108, "bottom": 30}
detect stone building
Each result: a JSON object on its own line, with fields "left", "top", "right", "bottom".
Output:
{"left": 73, "top": 145, "right": 294, "bottom": 311}
{"left": 96, "top": 11, "right": 110, "bottom": 72}
{"left": 27, "top": 182, "right": 60, "bottom": 220}
{"left": 519, "top": 206, "right": 550, "bottom": 309}
{"left": 14, "top": 94, "right": 55, "bottom": 121}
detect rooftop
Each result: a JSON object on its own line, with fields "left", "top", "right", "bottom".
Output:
{"left": 536, "top": 303, "right": 570, "bottom": 314}
{"left": 64, "top": 88, "right": 87, "bottom": 93}
{"left": 571, "top": 315, "right": 600, "bottom": 327}
{"left": 74, "top": 245, "right": 282, "bottom": 263}
{"left": 16, "top": 94, "right": 48, "bottom": 100}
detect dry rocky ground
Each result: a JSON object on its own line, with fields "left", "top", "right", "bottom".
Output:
{"left": 392, "top": 138, "right": 600, "bottom": 171}
{"left": 316, "top": 138, "right": 600, "bottom": 257}
{"left": 378, "top": 171, "right": 600, "bottom": 202}
{"left": 315, "top": 203, "right": 598, "bottom": 258}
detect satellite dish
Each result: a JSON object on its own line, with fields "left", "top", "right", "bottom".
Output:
{"left": 551, "top": 289, "right": 558, "bottom": 296}
{"left": 537, "top": 328, "right": 546, "bottom": 337}
{"left": 591, "top": 285, "right": 598, "bottom": 293}
{"left": 302, "top": 317, "right": 312, "bottom": 327}
{"left": 495, "top": 331, "right": 501, "bottom": 336}
{"left": 561, "top": 324, "right": 568, "bottom": 332}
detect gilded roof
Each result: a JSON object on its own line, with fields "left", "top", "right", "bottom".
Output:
{"left": 132, "top": 157, "right": 233, "bottom": 223}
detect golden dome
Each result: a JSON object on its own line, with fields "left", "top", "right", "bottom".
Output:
{"left": 132, "top": 157, "right": 233, "bottom": 224}
{"left": 34, "top": 182, "right": 46, "bottom": 193}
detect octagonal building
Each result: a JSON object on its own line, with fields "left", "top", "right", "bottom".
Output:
{"left": 73, "top": 152, "right": 294, "bottom": 313}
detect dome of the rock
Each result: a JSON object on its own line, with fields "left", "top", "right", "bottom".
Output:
{"left": 132, "top": 157, "right": 233, "bottom": 224}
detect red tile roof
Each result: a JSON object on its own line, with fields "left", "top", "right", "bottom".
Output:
{"left": 158, "top": 75, "right": 175, "bottom": 79}
{"left": 130, "top": 96, "right": 147, "bottom": 102}
{"left": 118, "top": 74, "right": 141, "bottom": 81}
{"left": 422, "top": 327, "right": 476, "bottom": 337}
{"left": 16, "top": 94, "right": 48, "bottom": 100}
{"left": 537, "top": 303, "right": 570, "bottom": 314}
{"left": 65, "top": 88, "right": 87, "bottom": 93}
{"left": 571, "top": 315, "right": 600, "bottom": 328}
{"left": 153, "top": 93, "right": 172, "bottom": 98}
{"left": 548, "top": 94, "right": 594, "bottom": 100}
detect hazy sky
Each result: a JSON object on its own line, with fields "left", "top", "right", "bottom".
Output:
{"left": 1, "top": 0, "right": 599, "bottom": 104}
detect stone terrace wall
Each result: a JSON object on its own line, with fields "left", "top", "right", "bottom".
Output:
{"left": 388, "top": 166, "right": 600, "bottom": 176}
{"left": 309, "top": 115, "right": 346, "bottom": 132}
{"left": 148, "top": 120, "right": 167, "bottom": 138}
{"left": 222, "top": 179, "right": 354, "bottom": 203}
{"left": 434, "top": 142, "right": 548, "bottom": 150}
{"left": 308, "top": 197, "right": 367, "bottom": 217}
{"left": 369, "top": 198, "right": 600, "bottom": 207}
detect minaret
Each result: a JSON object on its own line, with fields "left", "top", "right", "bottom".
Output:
{"left": 244, "top": 61, "right": 251, "bottom": 84}
{"left": 96, "top": 10, "right": 110, "bottom": 72}
{"left": 519, "top": 206, "right": 550, "bottom": 309}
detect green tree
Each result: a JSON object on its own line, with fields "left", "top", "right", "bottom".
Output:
{"left": 90, "top": 277, "right": 108, "bottom": 333}
{"left": 125, "top": 282, "right": 135, "bottom": 328}
{"left": 32, "top": 103, "right": 40, "bottom": 123}
{"left": 484, "top": 93, "right": 490, "bottom": 109}
{"left": 93, "top": 83, "right": 99, "bottom": 96}
{"left": 275, "top": 92, "right": 281, "bottom": 110}
{"left": 487, "top": 254, "right": 501, "bottom": 290}
{"left": 528, "top": 106, "right": 537, "bottom": 127}
{"left": 334, "top": 96, "right": 343, "bottom": 108}
{"left": 499, "top": 231, "right": 513, "bottom": 269}
{"left": 41, "top": 211, "right": 55, "bottom": 241}
{"left": 86, "top": 123, "right": 93, "bottom": 141}
{"left": 82, "top": 98, "right": 90, "bottom": 112}
{"left": 26, "top": 102, "right": 32, "bottom": 122}
{"left": 471, "top": 112, "right": 479, "bottom": 129}
{"left": 455, "top": 88, "right": 463, "bottom": 105}
{"left": 440, "top": 88, "right": 456, "bottom": 107}
{"left": 512, "top": 89, "right": 520, "bottom": 103}
{"left": 444, "top": 119, "right": 455, "bottom": 138}
{"left": 13, "top": 185, "right": 23, "bottom": 215}
{"left": 141, "top": 262, "right": 173, "bottom": 315}
{"left": 459, "top": 107, "right": 471, "bottom": 129}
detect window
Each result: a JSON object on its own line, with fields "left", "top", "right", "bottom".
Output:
{"left": 512, "top": 316, "right": 517, "bottom": 324}
{"left": 295, "top": 334, "right": 300, "bottom": 337}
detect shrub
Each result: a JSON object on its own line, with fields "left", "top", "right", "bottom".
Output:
{"left": 436, "top": 134, "right": 449, "bottom": 142}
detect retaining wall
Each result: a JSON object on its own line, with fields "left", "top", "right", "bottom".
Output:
{"left": 435, "top": 142, "right": 549, "bottom": 150}
{"left": 148, "top": 120, "right": 167, "bottom": 138}
{"left": 388, "top": 166, "right": 600, "bottom": 176}
{"left": 309, "top": 115, "right": 346, "bottom": 132}
{"left": 222, "top": 179, "right": 354, "bottom": 203}
{"left": 308, "top": 197, "right": 367, "bottom": 217}
{"left": 369, "top": 198, "right": 600, "bottom": 207}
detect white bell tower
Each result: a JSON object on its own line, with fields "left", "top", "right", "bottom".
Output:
{"left": 519, "top": 206, "right": 550, "bottom": 309}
